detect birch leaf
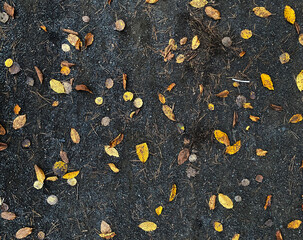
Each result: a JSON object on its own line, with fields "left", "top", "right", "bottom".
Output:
{"left": 108, "top": 163, "right": 119, "bottom": 173}
{"left": 261, "top": 73, "right": 274, "bottom": 90}
{"left": 284, "top": 5, "right": 295, "bottom": 24}
{"left": 289, "top": 114, "right": 302, "bottom": 123}
{"left": 15, "top": 227, "right": 33, "bottom": 239}
{"left": 13, "top": 114, "right": 26, "bottom": 130}
{"left": 70, "top": 128, "right": 80, "bottom": 144}
{"left": 214, "top": 221, "right": 223, "bottom": 232}
{"left": 287, "top": 220, "right": 302, "bottom": 229}
{"left": 136, "top": 143, "right": 149, "bottom": 163}
{"left": 191, "top": 35, "right": 200, "bottom": 50}
{"left": 62, "top": 170, "right": 80, "bottom": 179}
{"left": 296, "top": 70, "right": 303, "bottom": 91}
{"left": 155, "top": 206, "right": 163, "bottom": 215}
{"left": 138, "top": 222, "right": 157, "bottom": 232}
{"left": 253, "top": 7, "right": 272, "bottom": 18}
{"left": 34, "top": 165, "right": 45, "bottom": 183}
{"left": 162, "top": 105, "right": 176, "bottom": 121}
{"left": 189, "top": 0, "right": 208, "bottom": 9}
{"left": 169, "top": 184, "right": 177, "bottom": 202}
{"left": 104, "top": 145, "right": 119, "bottom": 157}
{"left": 214, "top": 130, "right": 230, "bottom": 146}
{"left": 209, "top": 195, "right": 216, "bottom": 210}
{"left": 50, "top": 79, "right": 65, "bottom": 93}
{"left": 218, "top": 193, "right": 233, "bottom": 209}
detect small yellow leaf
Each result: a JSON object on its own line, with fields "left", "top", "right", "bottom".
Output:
{"left": 168, "top": 39, "right": 177, "bottom": 50}
{"left": 279, "top": 52, "right": 290, "bottom": 64}
{"left": 214, "top": 221, "right": 223, "bottom": 232}
{"left": 158, "top": 93, "right": 166, "bottom": 104}
{"left": 232, "top": 233, "right": 240, "bottom": 240}
{"left": 205, "top": 6, "right": 221, "bottom": 20}
{"left": 60, "top": 66, "right": 70, "bottom": 75}
{"left": 104, "top": 145, "right": 119, "bottom": 157}
{"left": 34, "top": 165, "right": 45, "bottom": 183}
{"left": 53, "top": 161, "right": 68, "bottom": 177}
{"left": 46, "top": 176, "right": 58, "bottom": 181}
{"left": 95, "top": 97, "right": 103, "bottom": 105}
{"left": 169, "top": 184, "right": 177, "bottom": 202}
{"left": 108, "top": 163, "right": 120, "bottom": 173}
{"left": 249, "top": 115, "right": 260, "bottom": 122}
{"left": 253, "top": 7, "right": 272, "bottom": 18}
{"left": 70, "top": 128, "right": 80, "bottom": 144}
{"left": 138, "top": 222, "right": 157, "bottom": 232}
{"left": 189, "top": 0, "right": 208, "bottom": 9}
{"left": 289, "top": 114, "right": 303, "bottom": 123}
{"left": 288, "top": 220, "right": 302, "bottom": 229}
{"left": 256, "top": 148, "right": 267, "bottom": 156}
{"left": 109, "top": 133, "right": 124, "bottom": 148}
{"left": 123, "top": 91, "right": 134, "bottom": 101}
{"left": 192, "top": 35, "right": 200, "bottom": 50}
{"left": 218, "top": 193, "right": 233, "bottom": 209}
{"left": 146, "top": 0, "right": 159, "bottom": 3}
{"left": 162, "top": 105, "right": 176, "bottom": 121}
{"left": 14, "top": 104, "right": 21, "bottom": 114}
{"left": 208, "top": 103, "right": 214, "bottom": 110}
{"left": 214, "top": 130, "right": 230, "bottom": 146}
{"left": 155, "top": 206, "right": 163, "bottom": 215}
{"left": 62, "top": 170, "right": 80, "bottom": 179}
{"left": 40, "top": 25, "right": 47, "bottom": 32}
{"left": 209, "top": 195, "right": 216, "bottom": 210}
{"left": 52, "top": 101, "right": 59, "bottom": 107}
{"left": 67, "top": 34, "right": 80, "bottom": 46}
{"left": 176, "top": 54, "right": 185, "bottom": 63}
{"left": 5, "top": 58, "right": 13, "bottom": 68}
{"left": 50, "top": 79, "right": 65, "bottom": 94}
{"left": 136, "top": 142, "right": 149, "bottom": 163}
{"left": 13, "top": 114, "right": 26, "bottom": 130}
{"left": 225, "top": 140, "right": 241, "bottom": 155}
{"left": 284, "top": 5, "right": 295, "bottom": 24}
{"left": 296, "top": 70, "right": 303, "bottom": 91}
{"left": 299, "top": 34, "right": 303, "bottom": 46}
{"left": 261, "top": 73, "right": 274, "bottom": 90}
{"left": 243, "top": 103, "right": 253, "bottom": 109}
{"left": 241, "top": 29, "right": 252, "bottom": 39}
{"left": 99, "top": 232, "right": 116, "bottom": 239}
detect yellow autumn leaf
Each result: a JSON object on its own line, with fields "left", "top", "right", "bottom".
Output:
{"left": 136, "top": 142, "right": 149, "bottom": 163}
{"left": 34, "top": 165, "right": 45, "bottom": 183}
{"left": 243, "top": 103, "right": 253, "bottom": 109}
{"left": 162, "top": 105, "right": 176, "bottom": 121}
{"left": 208, "top": 103, "right": 214, "bottom": 110}
{"left": 225, "top": 140, "right": 241, "bottom": 155}
{"left": 62, "top": 170, "right": 80, "bottom": 179}
{"left": 46, "top": 176, "right": 58, "bottom": 181}
{"left": 205, "top": 6, "right": 221, "bottom": 20}
{"left": 289, "top": 114, "right": 303, "bottom": 123}
{"left": 214, "top": 130, "right": 230, "bottom": 146}
{"left": 208, "top": 195, "right": 216, "bottom": 210}
{"left": 158, "top": 93, "right": 166, "bottom": 104}
{"left": 60, "top": 66, "right": 70, "bottom": 75}
{"left": 155, "top": 206, "right": 163, "bottom": 215}
{"left": 13, "top": 114, "right": 26, "bottom": 130}
{"left": 256, "top": 148, "right": 268, "bottom": 156}
{"left": 218, "top": 193, "right": 233, "bottom": 209}
{"left": 67, "top": 34, "right": 80, "bottom": 46}
{"left": 299, "top": 34, "right": 303, "bottom": 46}
{"left": 123, "top": 91, "right": 134, "bottom": 101}
{"left": 253, "top": 7, "right": 272, "bottom": 18}
{"left": 108, "top": 163, "right": 120, "bottom": 173}
{"left": 176, "top": 54, "right": 185, "bottom": 63}
{"left": 5, "top": 58, "right": 13, "bottom": 68}
{"left": 296, "top": 70, "right": 303, "bottom": 91}
{"left": 50, "top": 79, "right": 65, "bottom": 94}
{"left": 284, "top": 5, "right": 295, "bottom": 24}
{"left": 279, "top": 52, "right": 290, "bottom": 64}
{"left": 249, "top": 115, "right": 260, "bottom": 122}
{"left": 138, "top": 222, "right": 157, "bottom": 232}
{"left": 99, "top": 232, "right": 116, "bottom": 239}
{"left": 192, "top": 35, "right": 200, "bottom": 50}
{"left": 70, "top": 128, "right": 80, "bottom": 144}
{"left": 168, "top": 39, "right": 177, "bottom": 50}
{"left": 214, "top": 221, "right": 223, "bottom": 232}
{"left": 261, "top": 73, "right": 274, "bottom": 90}
{"left": 146, "top": 0, "right": 159, "bottom": 3}
{"left": 232, "top": 233, "right": 240, "bottom": 240}
{"left": 189, "top": 0, "right": 208, "bottom": 9}
{"left": 241, "top": 29, "right": 252, "bottom": 39}
{"left": 169, "top": 184, "right": 177, "bottom": 202}
{"left": 287, "top": 220, "right": 302, "bottom": 229}
{"left": 53, "top": 161, "right": 68, "bottom": 177}
{"left": 104, "top": 145, "right": 119, "bottom": 157}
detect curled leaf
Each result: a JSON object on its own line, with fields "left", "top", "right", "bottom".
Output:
{"left": 0, "top": 142, "right": 8, "bottom": 151}
{"left": 249, "top": 115, "right": 260, "bottom": 122}
{"left": 84, "top": 33, "right": 94, "bottom": 48}
{"left": 214, "top": 130, "right": 230, "bottom": 146}
{"left": 34, "top": 165, "right": 45, "bottom": 183}
{"left": 34, "top": 66, "right": 43, "bottom": 84}
{"left": 158, "top": 93, "right": 166, "bottom": 104}
{"left": 75, "top": 84, "right": 93, "bottom": 93}
{"left": 166, "top": 83, "right": 176, "bottom": 92}
{"left": 4, "top": 2, "right": 14, "bottom": 18}
{"left": 264, "top": 194, "right": 272, "bottom": 210}
{"left": 225, "top": 140, "right": 241, "bottom": 155}
{"left": 256, "top": 148, "right": 267, "bottom": 156}
{"left": 0, "top": 123, "right": 6, "bottom": 135}
{"left": 108, "top": 163, "right": 119, "bottom": 173}
{"left": 109, "top": 133, "right": 124, "bottom": 148}
{"left": 216, "top": 90, "right": 229, "bottom": 98}
{"left": 209, "top": 195, "right": 216, "bottom": 210}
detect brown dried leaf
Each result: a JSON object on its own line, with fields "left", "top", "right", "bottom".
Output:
{"left": 109, "top": 133, "right": 124, "bottom": 148}
{"left": 216, "top": 90, "right": 229, "bottom": 98}
{"left": 270, "top": 104, "right": 283, "bottom": 111}
{"left": 294, "top": 22, "right": 300, "bottom": 35}
{"left": 15, "top": 227, "right": 33, "bottom": 239}
{"left": 0, "top": 123, "right": 6, "bottom": 135}
{"left": 84, "top": 32, "right": 94, "bottom": 48}
{"left": 178, "top": 148, "right": 190, "bottom": 165}
{"left": 0, "top": 142, "right": 7, "bottom": 151}
{"left": 276, "top": 230, "right": 283, "bottom": 240}
{"left": 1, "top": 211, "right": 16, "bottom": 220}
{"left": 75, "top": 84, "right": 93, "bottom": 93}
{"left": 13, "top": 114, "right": 26, "bottom": 130}
{"left": 62, "top": 28, "right": 79, "bottom": 35}
{"left": 60, "top": 150, "right": 69, "bottom": 163}
{"left": 71, "top": 128, "right": 80, "bottom": 144}
{"left": 61, "top": 61, "right": 75, "bottom": 68}
{"left": 75, "top": 39, "right": 82, "bottom": 50}
{"left": 100, "top": 221, "right": 112, "bottom": 233}
{"left": 4, "top": 2, "right": 14, "bottom": 18}
{"left": 123, "top": 73, "right": 127, "bottom": 90}
{"left": 34, "top": 66, "right": 43, "bottom": 84}
{"left": 233, "top": 111, "right": 238, "bottom": 128}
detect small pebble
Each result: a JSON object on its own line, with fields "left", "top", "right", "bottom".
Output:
{"left": 188, "top": 154, "right": 197, "bottom": 162}
{"left": 1, "top": 202, "right": 9, "bottom": 212}
{"left": 0, "top": 12, "right": 9, "bottom": 23}
{"left": 101, "top": 117, "right": 111, "bottom": 126}
{"left": 33, "top": 180, "right": 43, "bottom": 190}
{"left": 234, "top": 195, "right": 242, "bottom": 202}
{"left": 250, "top": 91, "right": 256, "bottom": 100}
{"left": 67, "top": 178, "right": 77, "bottom": 186}
{"left": 47, "top": 195, "right": 58, "bottom": 205}
{"left": 9, "top": 62, "right": 21, "bottom": 75}
{"left": 264, "top": 219, "right": 273, "bottom": 227}
{"left": 221, "top": 37, "right": 232, "bottom": 47}
{"left": 62, "top": 43, "right": 70, "bottom": 52}
{"left": 255, "top": 175, "right": 264, "bottom": 183}
{"left": 240, "top": 178, "right": 250, "bottom": 187}
{"left": 82, "top": 15, "right": 90, "bottom": 23}
{"left": 105, "top": 78, "right": 114, "bottom": 89}
{"left": 26, "top": 76, "right": 34, "bottom": 86}
{"left": 22, "top": 139, "right": 31, "bottom": 148}
{"left": 134, "top": 98, "right": 143, "bottom": 108}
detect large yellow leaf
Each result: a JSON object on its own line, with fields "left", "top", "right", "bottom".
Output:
{"left": 253, "top": 7, "right": 272, "bottom": 18}
{"left": 189, "top": 0, "right": 208, "bottom": 8}
{"left": 136, "top": 142, "right": 149, "bottom": 163}
{"left": 34, "top": 165, "right": 45, "bottom": 183}
{"left": 214, "top": 221, "right": 223, "bottom": 232}
{"left": 191, "top": 35, "right": 200, "bottom": 50}
{"left": 289, "top": 114, "right": 303, "bottom": 123}
{"left": 162, "top": 105, "right": 176, "bottom": 121}
{"left": 13, "top": 114, "right": 26, "bottom": 130}
{"left": 104, "top": 145, "right": 119, "bottom": 157}
{"left": 138, "top": 222, "right": 157, "bottom": 232}
{"left": 284, "top": 5, "right": 295, "bottom": 24}
{"left": 70, "top": 128, "right": 80, "bottom": 144}
{"left": 62, "top": 170, "right": 80, "bottom": 179}
{"left": 214, "top": 130, "right": 230, "bottom": 146}
{"left": 261, "top": 73, "right": 274, "bottom": 90}
{"left": 50, "top": 79, "right": 65, "bottom": 93}
{"left": 218, "top": 193, "right": 233, "bottom": 209}
{"left": 169, "top": 184, "right": 177, "bottom": 202}
{"left": 225, "top": 140, "right": 241, "bottom": 155}
{"left": 296, "top": 70, "right": 303, "bottom": 91}
{"left": 287, "top": 220, "right": 302, "bottom": 229}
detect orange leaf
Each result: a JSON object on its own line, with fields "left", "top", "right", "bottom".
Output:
{"left": 0, "top": 142, "right": 8, "bottom": 151}
{"left": 225, "top": 140, "right": 241, "bottom": 155}
{"left": 75, "top": 84, "right": 93, "bottom": 93}
{"left": 75, "top": 39, "right": 82, "bottom": 50}
{"left": 276, "top": 230, "right": 283, "bottom": 240}
{"left": 62, "top": 170, "right": 80, "bottom": 179}
{"left": 60, "top": 66, "right": 70, "bottom": 76}
{"left": 289, "top": 114, "right": 302, "bottom": 123}
{"left": 166, "top": 83, "right": 176, "bottom": 92}
{"left": 40, "top": 25, "right": 47, "bottom": 32}
{"left": 84, "top": 32, "right": 94, "bottom": 48}
{"left": 158, "top": 93, "right": 166, "bottom": 104}
{"left": 123, "top": 73, "right": 127, "bottom": 90}
{"left": 0, "top": 123, "right": 6, "bottom": 135}
{"left": 109, "top": 133, "right": 124, "bottom": 148}
{"left": 208, "top": 195, "right": 216, "bottom": 210}
{"left": 4, "top": 2, "right": 14, "bottom": 18}
{"left": 214, "top": 130, "right": 230, "bottom": 146}
{"left": 256, "top": 148, "right": 267, "bottom": 156}
{"left": 287, "top": 220, "right": 302, "bottom": 229}
{"left": 34, "top": 66, "right": 43, "bottom": 84}
{"left": 249, "top": 115, "right": 260, "bottom": 122}
{"left": 178, "top": 148, "right": 190, "bottom": 165}
{"left": 14, "top": 104, "right": 21, "bottom": 114}
{"left": 216, "top": 90, "right": 229, "bottom": 98}
{"left": 261, "top": 73, "right": 274, "bottom": 90}
{"left": 264, "top": 194, "right": 272, "bottom": 210}
{"left": 205, "top": 6, "right": 221, "bottom": 20}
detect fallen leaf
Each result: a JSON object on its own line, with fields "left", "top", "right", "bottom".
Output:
{"left": 233, "top": 111, "right": 238, "bottom": 128}
{"left": 50, "top": 79, "right": 65, "bottom": 94}
{"left": 53, "top": 161, "right": 68, "bottom": 177}
{"left": 0, "top": 123, "right": 6, "bottom": 135}
{"left": 243, "top": 102, "right": 253, "bottom": 109}
{"left": 104, "top": 145, "right": 119, "bottom": 157}
{"left": 115, "top": 19, "right": 125, "bottom": 31}
{"left": 13, "top": 114, "right": 26, "bottom": 130}
{"left": 40, "top": 25, "right": 47, "bottom": 32}
{"left": 138, "top": 222, "right": 157, "bottom": 232}
{"left": 99, "top": 232, "right": 116, "bottom": 239}
{"left": 5, "top": 58, "right": 13, "bottom": 68}
{"left": 166, "top": 83, "right": 176, "bottom": 92}
{"left": 75, "top": 39, "right": 82, "bottom": 50}
{"left": 0, "top": 142, "right": 8, "bottom": 151}
{"left": 270, "top": 104, "right": 283, "bottom": 111}
{"left": 264, "top": 195, "right": 272, "bottom": 210}
{"left": 15, "top": 227, "right": 33, "bottom": 239}
{"left": 205, "top": 6, "right": 221, "bottom": 20}
{"left": 62, "top": 171, "right": 80, "bottom": 179}
{"left": 239, "top": 51, "right": 246, "bottom": 57}
{"left": 189, "top": 0, "right": 208, "bottom": 8}
{"left": 180, "top": 37, "right": 187, "bottom": 45}
{"left": 75, "top": 84, "right": 93, "bottom": 93}
{"left": 146, "top": 0, "right": 158, "bottom": 3}
{"left": 276, "top": 230, "right": 283, "bottom": 240}
{"left": 199, "top": 84, "right": 204, "bottom": 96}
{"left": 61, "top": 61, "right": 75, "bottom": 68}
{"left": 176, "top": 54, "right": 185, "bottom": 63}
{"left": 241, "top": 29, "right": 252, "bottom": 39}
{"left": 109, "top": 133, "right": 124, "bottom": 148}
{"left": 214, "top": 221, "right": 223, "bottom": 232}
{"left": 208, "top": 103, "right": 214, "bottom": 110}
{"left": 60, "top": 66, "right": 70, "bottom": 75}
{"left": 123, "top": 91, "right": 134, "bottom": 101}
{"left": 178, "top": 148, "right": 190, "bottom": 165}
{"left": 34, "top": 66, "right": 43, "bottom": 84}
{"left": 279, "top": 52, "right": 290, "bottom": 64}
{"left": 289, "top": 114, "right": 303, "bottom": 123}
{"left": 296, "top": 70, "right": 303, "bottom": 91}
{"left": 209, "top": 195, "right": 216, "bottom": 210}
{"left": 158, "top": 93, "right": 166, "bottom": 104}
{"left": 236, "top": 95, "right": 247, "bottom": 107}
{"left": 70, "top": 128, "right": 80, "bottom": 143}
{"left": 155, "top": 206, "right": 163, "bottom": 215}
{"left": 168, "top": 39, "right": 177, "bottom": 50}
{"left": 162, "top": 105, "right": 176, "bottom": 121}
{"left": 256, "top": 149, "right": 267, "bottom": 156}
{"left": 9, "top": 62, "right": 21, "bottom": 74}
{"left": 192, "top": 35, "right": 200, "bottom": 50}
{"left": 34, "top": 165, "right": 45, "bottom": 183}
{"left": 255, "top": 175, "right": 264, "bottom": 183}
{"left": 249, "top": 115, "right": 260, "bottom": 122}
{"left": 105, "top": 78, "right": 114, "bottom": 89}
{"left": 123, "top": 73, "right": 127, "bottom": 90}
{"left": 136, "top": 143, "right": 149, "bottom": 163}
{"left": 3, "top": 2, "right": 14, "bottom": 18}
{"left": 67, "top": 34, "right": 80, "bottom": 46}
{"left": 1, "top": 211, "right": 16, "bottom": 220}
{"left": 14, "top": 104, "right": 21, "bottom": 114}
{"left": 232, "top": 233, "right": 240, "bottom": 240}
{"left": 261, "top": 73, "right": 274, "bottom": 90}
{"left": 46, "top": 176, "right": 58, "bottom": 181}
{"left": 295, "top": 22, "right": 300, "bottom": 34}
{"left": 108, "top": 163, "right": 119, "bottom": 173}
{"left": 214, "top": 130, "right": 230, "bottom": 146}
{"left": 299, "top": 34, "right": 303, "bottom": 46}
{"left": 100, "top": 220, "right": 112, "bottom": 234}
{"left": 61, "top": 43, "right": 71, "bottom": 52}
{"left": 218, "top": 193, "right": 233, "bottom": 209}
{"left": 225, "top": 140, "right": 241, "bottom": 155}
{"left": 62, "top": 28, "right": 79, "bottom": 35}
{"left": 287, "top": 220, "right": 301, "bottom": 229}
{"left": 284, "top": 5, "right": 295, "bottom": 24}
{"left": 134, "top": 98, "right": 143, "bottom": 108}
{"left": 63, "top": 81, "right": 72, "bottom": 94}
{"left": 59, "top": 150, "right": 69, "bottom": 163}
{"left": 253, "top": 7, "right": 272, "bottom": 18}
{"left": 169, "top": 184, "right": 177, "bottom": 202}
{"left": 216, "top": 90, "right": 229, "bottom": 98}
{"left": 84, "top": 33, "right": 94, "bottom": 48}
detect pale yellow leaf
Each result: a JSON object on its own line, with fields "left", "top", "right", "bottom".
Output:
{"left": 169, "top": 184, "right": 177, "bottom": 202}
{"left": 162, "top": 105, "right": 176, "bottom": 121}
{"left": 136, "top": 142, "right": 149, "bottom": 163}
{"left": 176, "top": 54, "right": 185, "bottom": 63}
{"left": 62, "top": 170, "right": 80, "bottom": 179}
{"left": 253, "top": 7, "right": 272, "bottom": 18}
{"left": 104, "top": 145, "right": 119, "bottom": 157}
{"left": 225, "top": 140, "right": 241, "bottom": 155}
{"left": 241, "top": 29, "right": 252, "bottom": 39}
{"left": 70, "top": 128, "right": 80, "bottom": 144}
{"left": 46, "top": 176, "right": 58, "bottom": 181}
{"left": 256, "top": 148, "right": 267, "bottom": 156}
{"left": 232, "top": 233, "right": 240, "bottom": 240}
{"left": 50, "top": 79, "right": 65, "bottom": 93}
{"left": 146, "top": 0, "right": 159, "bottom": 3}
{"left": 138, "top": 222, "right": 157, "bottom": 232}
{"left": 205, "top": 6, "right": 221, "bottom": 20}
{"left": 155, "top": 206, "right": 163, "bottom": 215}
{"left": 15, "top": 227, "right": 33, "bottom": 239}
{"left": 189, "top": 0, "right": 208, "bottom": 9}
{"left": 214, "top": 221, "right": 223, "bottom": 232}
{"left": 13, "top": 114, "right": 26, "bottom": 130}
{"left": 192, "top": 35, "right": 200, "bottom": 50}
{"left": 284, "top": 5, "right": 295, "bottom": 24}
{"left": 261, "top": 73, "right": 274, "bottom": 90}
{"left": 287, "top": 220, "right": 302, "bottom": 229}
{"left": 296, "top": 70, "right": 303, "bottom": 91}
{"left": 208, "top": 195, "right": 216, "bottom": 210}
{"left": 218, "top": 193, "right": 233, "bottom": 209}
{"left": 289, "top": 114, "right": 303, "bottom": 123}
{"left": 299, "top": 34, "right": 303, "bottom": 46}
{"left": 279, "top": 52, "right": 290, "bottom": 64}
{"left": 108, "top": 163, "right": 120, "bottom": 173}
{"left": 34, "top": 165, "right": 45, "bottom": 183}
{"left": 214, "top": 130, "right": 230, "bottom": 146}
